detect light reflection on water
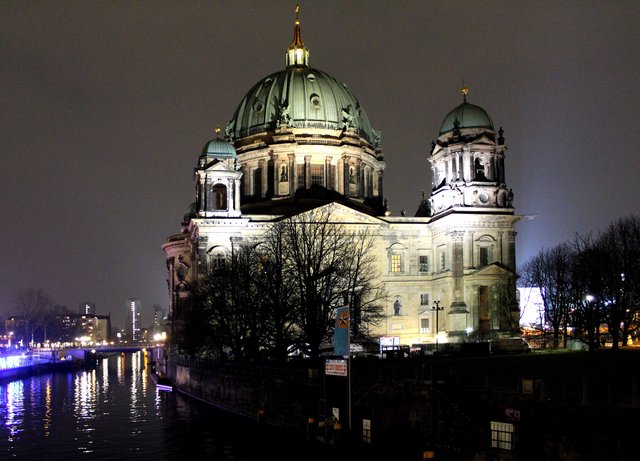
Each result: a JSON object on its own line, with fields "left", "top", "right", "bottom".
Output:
{"left": 2, "top": 380, "right": 24, "bottom": 439}
{"left": 0, "top": 351, "right": 166, "bottom": 460}
{"left": 0, "top": 350, "right": 329, "bottom": 461}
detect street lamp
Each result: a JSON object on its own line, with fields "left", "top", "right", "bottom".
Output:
{"left": 432, "top": 300, "right": 444, "bottom": 353}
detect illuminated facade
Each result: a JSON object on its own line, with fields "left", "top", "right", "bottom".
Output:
{"left": 163, "top": 9, "right": 522, "bottom": 349}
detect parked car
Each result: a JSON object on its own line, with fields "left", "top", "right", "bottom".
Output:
{"left": 490, "top": 337, "right": 532, "bottom": 354}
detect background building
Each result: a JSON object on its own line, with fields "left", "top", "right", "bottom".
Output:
{"left": 163, "top": 11, "right": 522, "bottom": 350}
{"left": 80, "top": 302, "right": 96, "bottom": 316}
{"left": 126, "top": 298, "right": 141, "bottom": 342}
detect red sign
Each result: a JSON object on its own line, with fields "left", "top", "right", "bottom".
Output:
{"left": 325, "top": 359, "right": 348, "bottom": 376}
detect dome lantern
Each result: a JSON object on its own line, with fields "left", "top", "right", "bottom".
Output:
{"left": 286, "top": 4, "right": 309, "bottom": 68}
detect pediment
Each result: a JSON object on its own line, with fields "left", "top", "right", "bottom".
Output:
{"left": 468, "top": 135, "right": 496, "bottom": 147}
{"left": 203, "top": 160, "right": 237, "bottom": 173}
{"left": 288, "top": 202, "right": 385, "bottom": 225}
{"left": 470, "top": 262, "right": 515, "bottom": 277}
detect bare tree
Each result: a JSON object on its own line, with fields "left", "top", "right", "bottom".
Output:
{"left": 190, "top": 205, "right": 385, "bottom": 362}
{"left": 592, "top": 215, "right": 640, "bottom": 349}
{"left": 255, "top": 222, "right": 301, "bottom": 361}
{"left": 194, "top": 241, "right": 264, "bottom": 360}
{"left": 520, "top": 244, "right": 574, "bottom": 349}
{"left": 281, "top": 205, "right": 385, "bottom": 360}
{"left": 13, "top": 288, "right": 53, "bottom": 345}
{"left": 570, "top": 232, "right": 610, "bottom": 351}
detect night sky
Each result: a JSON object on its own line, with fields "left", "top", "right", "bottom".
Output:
{"left": 2, "top": 1, "right": 639, "bottom": 329}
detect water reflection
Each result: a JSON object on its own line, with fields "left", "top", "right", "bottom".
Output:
{"left": 0, "top": 350, "right": 324, "bottom": 460}
{"left": 1, "top": 380, "right": 24, "bottom": 439}
{"left": 101, "top": 356, "right": 109, "bottom": 393}
{"left": 74, "top": 369, "right": 97, "bottom": 420}
{"left": 44, "top": 378, "right": 52, "bottom": 436}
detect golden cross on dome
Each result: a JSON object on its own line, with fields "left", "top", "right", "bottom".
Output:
{"left": 461, "top": 81, "right": 469, "bottom": 102}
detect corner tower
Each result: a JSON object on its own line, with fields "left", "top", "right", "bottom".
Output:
{"left": 429, "top": 86, "right": 513, "bottom": 218}
{"left": 426, "top": 87, "right": 520, "bottom": 335}
{"left": 194, "top": 128, "right": 242, "bottom": 219}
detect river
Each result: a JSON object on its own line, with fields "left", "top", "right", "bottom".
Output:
{"left": 0, "top": 350, "right": 329, "bottom": 461}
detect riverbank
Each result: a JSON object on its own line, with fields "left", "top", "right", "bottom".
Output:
{"left": 164, "top": 349, "right": 640, "bottom": 460}
{"left": 0, "top": 354, "right": 75, "bottom": 383}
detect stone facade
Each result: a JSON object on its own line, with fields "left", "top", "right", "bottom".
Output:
{"left": 162, "top": 10, "right": 522, "bottom": 350}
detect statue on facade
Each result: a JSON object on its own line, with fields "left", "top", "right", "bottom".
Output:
{"left": 341, "top": 105, "right": 354, "bottom": 131}
{"left": 278, "top": 103, "right": 291, "bottom": 126}
{"left": 507, "top": 188, "right": 514, "bottom": 207}
{"left": 224, "top": 120, "right": 235, "bottom": 141}
{"left": 394, "top": 299, "right": 402, "bottom": 316}
{"left": 373, "top": 129, "right": 382, "bottom": 149}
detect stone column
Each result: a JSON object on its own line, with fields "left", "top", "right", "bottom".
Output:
{"left": 449, "top": 230, "right": 468, "bottom": 313}
{"left": 259, "top": 159, "right": 267, "bottom": 197}
{"left": 288, "top": 153, "right": 295, "bottom": 193}
{"left": 504, "top": 231, "right": 517, "bottom": 271}
{"left": 198, "top": 174, "right": 206, "bottom": 213}
{"left": 235, "top": 177, "right": 241, "bottom": 211}
{"left": 325, "top": 157, "right": 331, "bottom": 189}
{"left": 304, "top": 155, "right": 311, "bottom": 189}
{"left": 343, "top": 156, "right": 350, "bottom": 195}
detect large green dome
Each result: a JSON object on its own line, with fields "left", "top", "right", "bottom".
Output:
{"left": 227, "top": 66, "right": 376, "bottom": 145}
{"left": 439, "top": 102, "right": 494, "bottom": 135}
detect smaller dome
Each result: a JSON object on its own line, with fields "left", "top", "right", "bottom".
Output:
{"left": 439, "top": 102, "right": 494, "bottom": 135}
{"left": 201, "top": 138, "right": 237, "bottom": 159}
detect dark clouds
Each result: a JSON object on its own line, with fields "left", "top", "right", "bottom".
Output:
{"left": 2, "top": 0, "right": 639, "bottom": 328}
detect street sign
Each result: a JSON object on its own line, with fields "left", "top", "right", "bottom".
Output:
{"left": 325, "top": 359, "right": 348, "bottom": 376}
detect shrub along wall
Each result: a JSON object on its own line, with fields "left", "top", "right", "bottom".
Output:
{"left": 166, "top": 355, "right": 320, "bottom": 433}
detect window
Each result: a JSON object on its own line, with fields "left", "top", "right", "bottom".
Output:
{"left": 391, "top": 254, "right": 402, "bottom": 273}
{"left": 211, "top": 253, "right": 226, "bottom": 270}
{"left": 252, "top": 168, "right": 262, "bottom": 197}
{"left": 310, "top": 164, "right": 324, "bottom": 186}
{"left": 474, "top": 158, "right": 486, "bottom": 180}
{"left": 479, "top": 247, "right": 489, "bottom": 267}
{"left": 328, "top": 164, "right": 336, "bottom": 190}
{"left": 420, "top": 318, "right": 430, "bottom": 334}
{"left": 439, "top": 251, "right": 446, "bottom": 271}
{"left": 420, "top": 293, "right": 429, "bottom": 306}
{"left": 297, "top": 164, "right": 305, "bottom": 189}
{"left": 490, "top": 421, "right": 515, "bottom": 450}
{"left": 211, "top": 184, "right": 227, "bottom": 210}
{"left": 419, "top": 255, "right": 429, "bottom": 272}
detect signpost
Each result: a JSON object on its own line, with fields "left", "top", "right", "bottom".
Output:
{"left": 330, "top": 306, "right": 351, "bottom": 430}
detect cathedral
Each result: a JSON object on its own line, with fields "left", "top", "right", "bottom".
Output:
{"left": 162, "top": 9, "right": 522, "bottom": 351}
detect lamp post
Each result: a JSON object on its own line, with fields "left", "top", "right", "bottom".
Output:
{"left": 432, "top": 300, "right": 444, "bottom": 353}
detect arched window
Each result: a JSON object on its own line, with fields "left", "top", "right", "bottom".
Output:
{"left": 387, "top": 243, "right": 407, "bottom": 274}
{"left": 474, "top": 158, "right": 486, "bottom": 180}
{"left": 207, "top": 246, "right": 228, "bottom": 272}
{"left": 476, "top": 235, "right": 496, "bottom": 267}
{"left": 211, "top": 184, "right": 227, "bottom": 210}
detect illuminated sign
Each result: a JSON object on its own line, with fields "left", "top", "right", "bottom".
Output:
{"left": 325, "top": 359, "right": 348, "bottom": 376}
